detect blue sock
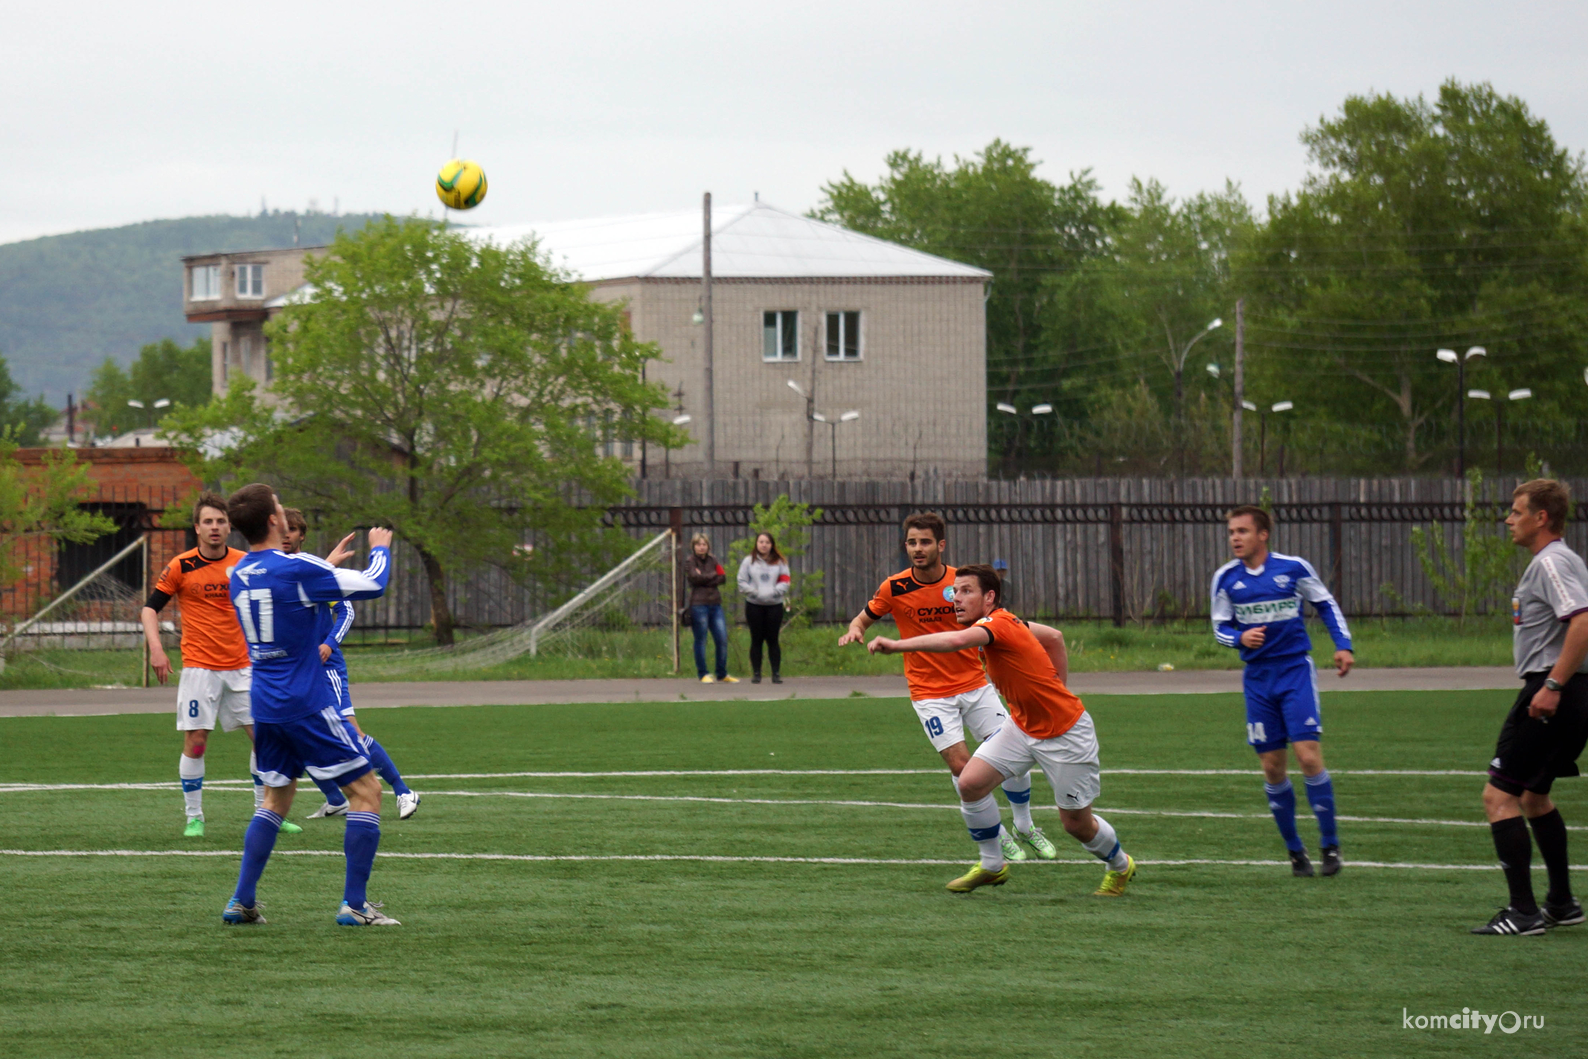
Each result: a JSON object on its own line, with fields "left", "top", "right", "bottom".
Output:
{"left": 1264, "top": 780, "right": 1304, "bottom": 852}
{"left": 343, "top": 811, "right": 381, "bottom": 908}
{"left": 313, "top": 774, "right": 348, "bottom": 808}
{"left": 363, "top": 737, "right": 411, "bottom": 797}
{"left": 1305, "top": 770, "right": 1338, "bottom": 848}
{"left": 233, "top": 808, "right": 282, "bottom": 907}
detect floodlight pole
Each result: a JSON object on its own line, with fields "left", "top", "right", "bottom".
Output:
{"left": 702, "top": 192, "right": 715, "bottom": 477}
{"left": 1232, "top": 299, "right": 1245, "bottom": 478}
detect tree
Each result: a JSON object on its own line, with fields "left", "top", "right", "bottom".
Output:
{"left": 82, "top": 337, "right": 213, "bottom": 438}
{"left": 726, "top": 496, "right": 825, "bottom": 626}
{"left": 0, "top": 437, "right": 116, "bottom": 609}
{"left": 1243, "top": 81, "right": 1588, "bottom": 471}
{"left": 813, "top": 141, "right": 1119, "bottom": 470}
{"left": 164, "top": 216, "right": 682, "bottom": 645}
{"left": 0, "top": 354, "right": 56, "bottom": 446}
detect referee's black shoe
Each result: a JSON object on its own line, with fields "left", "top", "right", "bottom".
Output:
{"left": 1470, "top": 906, "right": 1547, "bottom": 936}
{"left": 1319, "top": 845, "right": 1343, "bottom": 877}
{"left": 1289, "top": 848, "right": 1314, "bottom": 877}
{"left": 1543, "top": 898, "right": 1585, "bottom": 927}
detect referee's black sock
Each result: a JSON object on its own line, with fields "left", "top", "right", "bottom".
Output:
{"left": 1527, "top": 808, "right": 1574, "bottom": 905}
{"left": 1491, "top": 816, "right": 1538, "bottom": 914}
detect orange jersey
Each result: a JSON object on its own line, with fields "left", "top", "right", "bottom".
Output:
{"left": 154, "top": 547, "right": 250, "bottom": 671}
{"left": 865, "top": 564, "right": 988, "bottom": 700}
{"left": 972, "top": 608, "right": 1084, "bottom": 739}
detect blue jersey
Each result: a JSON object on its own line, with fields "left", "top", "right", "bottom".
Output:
{"left": 319, "top": 599, "right": 355, "bottom": 669}
{"left": 1210, "top": 551, "right": 1352, "bottom": 665}
{"left": 230, "top": 547, "right": 390, "bottom": 723}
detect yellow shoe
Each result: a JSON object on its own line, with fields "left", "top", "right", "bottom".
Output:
{"left": 946, "top": 862, "right": 1010, "bottom": 893}
{"left": 720, "top": 675, "right": 739, "bottom": 684}
{"left": 1094, "top": 854, "right": 1137, "bottom": 896}
{"left": 700, "top": 675, "right": 715, "bottom": 684}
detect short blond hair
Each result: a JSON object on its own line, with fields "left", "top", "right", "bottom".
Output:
{"left": 689, "top": 533, "right": 711, "bottom": 550}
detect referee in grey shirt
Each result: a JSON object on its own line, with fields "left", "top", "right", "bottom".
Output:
{"left": 1473, "top": 479, "right": 1588, "bottom": 935}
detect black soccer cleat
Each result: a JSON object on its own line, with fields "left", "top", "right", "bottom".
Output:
{"left": 1319, "top": 845, "right": 1342, "bottom": 877}
{"left": 1289, "top": 849, "right": 1314, "bottom": 877}
{"left": 1542, "top": 898, "right": 1585, "bottom": 927}
{"left": 1470, "top": 906, "right": 1547, "bottom": 936}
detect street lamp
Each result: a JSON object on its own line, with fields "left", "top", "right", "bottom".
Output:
{"left": 1437, "top": 346, "right": 1486, "bottom": 477}
{"left": 810, "top": 409, "right": 860, "bottom": 478}
{"left": 1465, "top": 386, "right": 1531, "bottom": 477}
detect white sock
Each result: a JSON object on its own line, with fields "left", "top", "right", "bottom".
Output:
{"left": 1002, "top": 773, "right": 1035, "bottom": 832}
{"left": 250, "top": 750, "right": 265, "bottom": 810}
{"left": 960, "top": 792, "right": 1005, "bottom": 870}
{"left": 179, "top": 753, "right": 204, "bottom": 819}
{"left": 1081, "top": 813, "right": 1129, "bottom": 871}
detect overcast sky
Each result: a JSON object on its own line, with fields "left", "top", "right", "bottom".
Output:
{"left": 2, "top": 1, "right": 1585, "bottom": 245}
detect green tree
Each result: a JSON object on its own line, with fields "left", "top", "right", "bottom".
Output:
{"left": 726, "top": 496, "right": 825, "bottom": 626}
{"left": 0, "top": 354, "right": 56, "bottom": 445}
{"left": 1243, "top": 80, "right": 1588, "bottom": 471}
{"left": 813, "top": 140, "right": 1119, "bottom": 470}
{"left": 83, "top": 337, "right": 213, "bottom": 438}
{"left": 0, "top": 437, "right": 116, "bottom": 615}
{"left": 164, "top": 216, "right": 682, "bottom": 645}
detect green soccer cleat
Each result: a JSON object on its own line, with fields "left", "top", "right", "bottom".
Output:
{"left": 1094, "top": 854, "right": 1137, "bottom": 897}
{"left": 183, "top": 817, "right": 205, "bottom": 838}
{"left": 1015, "top": 825, "right": 1058, "bottom": 860}
{"left": 278, "top": 820, "right": 303, "bottom": 834}
{"left": 946, "top": 862, "right": 1010, "bottom": 893}
{"left": 998, "top": 829, "right": 1029, "bottom": 862}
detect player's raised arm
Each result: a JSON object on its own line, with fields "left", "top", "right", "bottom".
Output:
{"left": 1027, "top": 622, "right": 1068, "bottom": 684}
{"left": 299, "top": 528, "right": 394, "bottom": 602}
{"left": 869, "top": 626, "right": 990, "bottom": 655}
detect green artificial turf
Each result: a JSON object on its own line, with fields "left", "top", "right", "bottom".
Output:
{"left": 0, "top": 691, "right": 1583, "bottom": 1057}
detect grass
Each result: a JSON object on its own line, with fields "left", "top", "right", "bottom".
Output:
{"left": 0, "top": 616, "right": 1513, "bottom": 690}
{"left": 0, "top": 689, "right": 1583, "bottom": 1056}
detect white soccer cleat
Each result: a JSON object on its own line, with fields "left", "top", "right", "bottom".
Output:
{"left": 396, "top": 791, "right": 421, "bottom": 820}
{"left": 337, "top": 901, "right": 401, "bottom": 926}
{"left": 307, "top": 801, "right": 349, "bottom": 819}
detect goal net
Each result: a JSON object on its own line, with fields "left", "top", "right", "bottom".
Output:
{"left": 350, "top": 529, "right": 678, "bottom": 678}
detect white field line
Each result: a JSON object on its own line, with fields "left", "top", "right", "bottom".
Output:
{"left": 1, "top": 848, "right": 1579, "bottom": 871}
{"left": 1, "top": 781, "right": 1570, "bottom": 832}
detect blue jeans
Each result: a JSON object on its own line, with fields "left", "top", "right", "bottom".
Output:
{"left": 690, "top": 604, "right": 729, "bottom": 679}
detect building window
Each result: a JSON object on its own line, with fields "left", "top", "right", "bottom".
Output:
{"left": 763, "top": 311, "right": 798, "bottom": 362}
{"left": 826, "top": 311, "right": 861, "bottom": 360}
{"left": 241, "top": 335, "right": 253, "bottom": 374}
{"left": 236, "top": 263, "right": 264, "bottom": 298}
{"left": 191, "top": 265, "right": 221, "bottom": 300}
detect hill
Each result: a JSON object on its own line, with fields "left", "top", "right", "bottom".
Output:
{"left": 0, "top": 212, "right": 384, "bottom": 403}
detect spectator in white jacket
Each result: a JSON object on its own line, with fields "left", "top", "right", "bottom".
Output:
{"left": 737, "top": 532, "right": 791, "bottom": 684}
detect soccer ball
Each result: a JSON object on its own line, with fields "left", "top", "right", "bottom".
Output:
{"left": 436, "top": 159, "right": 487, "bottom": 209}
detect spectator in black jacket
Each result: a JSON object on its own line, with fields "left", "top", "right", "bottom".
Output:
{"left": 685, "top": 534, "right": 737, "bottom": 683}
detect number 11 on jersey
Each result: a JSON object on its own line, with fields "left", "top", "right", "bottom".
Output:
{"left": 234, "top": 588, "right": 275, "bottom": 644}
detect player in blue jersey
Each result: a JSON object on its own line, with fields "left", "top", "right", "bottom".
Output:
{"left": 1211, "top": 505, "right": 1354, "bottom": 878}
{"left": 279, "top": 510, "right": 421, "bottom": 822}
{"left": 218, "top": 484, "right": 399, "bottom": 927}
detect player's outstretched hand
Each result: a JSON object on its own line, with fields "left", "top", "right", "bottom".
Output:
{"left": 367, "top": 527, "right": 394, "bottom": 550}
{"left": 868, "top": 637, "right": 898, "bottom": 655}
{"left": 1240, "top": 626, "right": 1267, "bottom": 648}
{"left": 1334, "top": 649, "right": 1354, "bottom": 677}
{"left": 837, "top": 627, "right": 864, "bottom": 646}
{"left": 324, "top": 533, "right": 357, "bottom": 567}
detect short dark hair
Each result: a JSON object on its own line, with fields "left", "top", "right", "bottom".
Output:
{"left": 192, "top": 491, "right": 229, "bottom": 526}
{"left": 1226, "top": 505, "right": 1272, "bottom": 535}
{"left": 902, "top": 511, "right": 946, "bottom": 542}
{"left": 282, "top": 507, "right": 308, "bottom": 534}
{"left": 955, "top": 563, "right": 1001, "bottom": 607}
{"left": 227, "top": 483, "right": 279, "bottom": 544}
{"left": 1516, "top": 479, "right": 1571, "bottom": 533}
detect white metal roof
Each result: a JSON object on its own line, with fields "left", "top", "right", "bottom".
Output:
{"left": 467, "top": 202, "right": 991, "bottom": 282}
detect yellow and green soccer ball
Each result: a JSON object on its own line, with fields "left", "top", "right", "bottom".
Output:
{"left": 436, "top": 159, "right": 487, "bottom": 209}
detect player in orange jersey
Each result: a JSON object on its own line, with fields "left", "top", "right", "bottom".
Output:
{"left": 139, "top": 492, "right": 300, "bottom": 837}
{"left": 870, "top": 564, "right": 1136, "bottom": 896}
{"left": 839, "top": 512, "right": 1054, "bottom": 862}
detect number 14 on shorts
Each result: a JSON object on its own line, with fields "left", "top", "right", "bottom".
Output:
{"left": 1247, "top": 721, "right": 1268, "bottom": 745}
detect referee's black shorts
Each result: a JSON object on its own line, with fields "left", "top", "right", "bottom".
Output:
{"left": 1488, "top": 671, "right": 1588, "bottom": 796}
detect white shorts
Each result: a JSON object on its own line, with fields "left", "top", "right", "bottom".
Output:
{"left": 911, "top": 684, "right": 1008, "bottom": 752}
{"left": 175, "top": 666, "right": 253, "bottom": 732}
{"left": 973, "top": 711, "right": 1101, "bottom": 810}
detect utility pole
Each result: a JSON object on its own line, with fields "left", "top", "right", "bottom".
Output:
{"left": 701, "top": 192, "right": 715, "bottom": 476}
{"left": 1232, "top": 298, "right": 1245, "bottom": 478}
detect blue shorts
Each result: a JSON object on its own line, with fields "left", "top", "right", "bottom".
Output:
{"left": 1243, "top": 655, "right": 1323, "bottom": 753}
{"left": 326, "top": 664, "right": 354, "bottom": 717}
{"left": 252, "top": 706, "right": 372, "bottom": 788}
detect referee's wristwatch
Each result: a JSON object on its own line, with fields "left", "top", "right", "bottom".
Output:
{"left": 1544, "top": 677, "right": 1565, "bottom": 692}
